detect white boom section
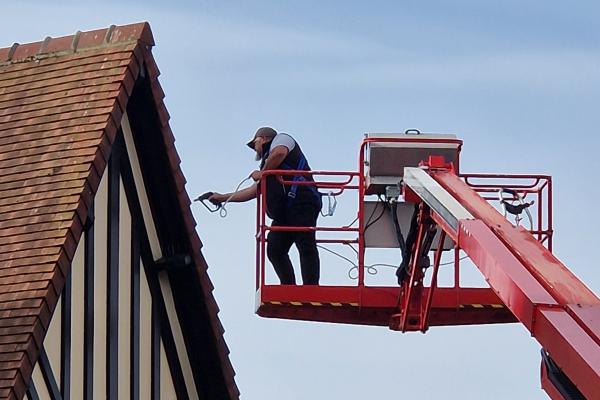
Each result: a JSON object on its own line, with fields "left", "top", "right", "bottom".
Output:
{"left": 403, "top": 167, "right": 474, "bottom": 231}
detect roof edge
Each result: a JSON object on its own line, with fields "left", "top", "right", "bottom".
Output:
{"left": 0, "top": 22, "right": 154, "bottom": 66}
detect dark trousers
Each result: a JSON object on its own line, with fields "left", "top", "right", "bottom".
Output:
{"left": 267, "top": 201, "right": 320, "bottom": 285}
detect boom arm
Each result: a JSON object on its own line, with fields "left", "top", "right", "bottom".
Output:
{"left": 404, "top": 166, "right": 600, "bottom": 400}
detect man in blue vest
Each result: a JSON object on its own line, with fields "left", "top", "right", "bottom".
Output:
{"left": 208, "top": 127, "right": 321, "bottom": 285}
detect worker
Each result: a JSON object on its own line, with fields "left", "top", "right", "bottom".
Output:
{"left": 208, "top": 127, "right": 321, "bottom": 285}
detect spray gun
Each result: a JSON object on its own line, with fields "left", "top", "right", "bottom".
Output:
{"left": 194, "top": 191, "right": 222, "bottom": 213}
{"left": 194, "top": 174, "right": 255, "bottom": 218}
{"left": 194, "top": 191, "right": 218, "bottom": 209}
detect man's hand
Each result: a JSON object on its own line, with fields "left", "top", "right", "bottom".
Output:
{"left": 202, "top": 183, "right": 258, "bottom": 206}
{"left": 251, "top": 170, "right": 263, "bottom": 181}
{"left": 208, "top": 192, "right": 226, "bottom": 205}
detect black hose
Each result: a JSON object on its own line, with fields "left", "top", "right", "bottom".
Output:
{"left": 389, "top": 201, "right": 410, "bottom": 285}
{"left": 395, "top": 204, "right": 420, "bottom": 285}
{"left": 365, "top": 197, "right": 387, "bottom": 232}
{"left": 390, "top": 201, "right": 406, "bottom": 254}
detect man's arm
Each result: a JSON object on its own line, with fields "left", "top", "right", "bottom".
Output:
{"left": 209, "top": 182, "right": 258, "bottom": 204}
{"left": 262, "top": 145, "right": 289, "bottom": 170}
{"left": 251, "top": 145, "right": 290, "bottom": 181}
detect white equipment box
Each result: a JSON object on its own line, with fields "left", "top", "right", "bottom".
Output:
{"left": 363, "top": 200, "right": 454, "bottom": 250}
{"left": 365, "top": 133, "right": 461, "bottom": 195}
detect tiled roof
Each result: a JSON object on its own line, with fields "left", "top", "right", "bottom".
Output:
{"left": 0, "top": 23, "right": 238, "bottom": 399}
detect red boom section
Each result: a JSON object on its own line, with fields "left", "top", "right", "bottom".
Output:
{"left": 430, "top": 171, "right": 600, "bottom": 400}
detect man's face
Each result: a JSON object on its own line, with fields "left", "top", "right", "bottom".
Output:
{"left": 253, "top": 136, "right": 267, "bottom": 160}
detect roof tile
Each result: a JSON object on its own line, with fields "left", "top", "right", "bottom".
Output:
{"left": 0, "top": 123, "right": 108, "bottom": 147}
{"left": 76, "top": 28, "right": 111, "bottom": 50}
{"left": 0, "top": 58, "right": 129, "bottom": 90}
{"left": 42, "top": 35, "right": 74, "bottom": 55}
{"left": 0, "top": 133, "right": 104, "bottom": 157}
{"left": 8, "top": 43, "right": 39, "bottom": 63}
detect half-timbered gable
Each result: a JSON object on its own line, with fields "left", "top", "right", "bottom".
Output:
{"left": 0, "top": 23, "right": 238, "bottom": 400}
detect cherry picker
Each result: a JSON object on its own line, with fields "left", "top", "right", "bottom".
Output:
{"left": 252, "top": 131, "right": 600, "bottom": 400}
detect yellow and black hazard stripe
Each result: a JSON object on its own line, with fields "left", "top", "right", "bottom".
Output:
{"left": 459, "top": 304, "right": 505, "bottom": 309}
{"left": 264, "top": 301, "right": 359, "bottom": 307}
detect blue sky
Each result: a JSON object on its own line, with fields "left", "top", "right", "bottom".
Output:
{"left": 4, "top": 1, "right": 600, "bottom": 398}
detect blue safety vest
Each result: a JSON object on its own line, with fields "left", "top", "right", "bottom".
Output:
{"left": 281, "top": 153, "right": 321, "bottom": 207}
{"left": 261, "top": 135, "right": 321, "bottom": 219}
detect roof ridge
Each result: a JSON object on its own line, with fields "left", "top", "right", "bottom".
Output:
{"left": 0, "top": 22, "right": 153, "bottom": 67}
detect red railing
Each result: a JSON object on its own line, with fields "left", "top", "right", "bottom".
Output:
{"left": 255, "top": 170, "right": 361, "bottom": 290}
{"left": 256, "top": 137, "right": 552, "bottom": 293}
{"left": 462, "top": 173, "right": 553, "bottom": 250}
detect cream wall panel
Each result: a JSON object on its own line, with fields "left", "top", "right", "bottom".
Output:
{"left": 118, "top": 178, "right": 132, "bottom": 399}
{"left": 139, "top": 259, "right": 152, "bottom": 400}
{"left": 93, "top": 168, "right": 108, "bottom": 399}
{"left": 121, "top": 113, "right": 162, "bottom": 261}
{"left": 158, "top": 271, "right": 199, "bottom": 400}
{"left": 70, "top": 238, "right": 85, "bottom": 399}
{"left": 140, "top": 261, "right": 152, "bottom": 400}
{"left": 31, "top": 362, "right": 51, "bottom": 400}
{"left": 44, "top": 296, "right": 61, "bottom": 382}
{"left": 160, "top": 340, "right": 177, "bottom": 400}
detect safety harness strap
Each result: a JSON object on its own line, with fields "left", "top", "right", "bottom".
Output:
{"left": 282, "top": 154, "right": 320, "bottom": 208}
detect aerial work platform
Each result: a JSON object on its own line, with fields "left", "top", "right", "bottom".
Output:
{"left": 253, "top": 132, "right": 599, "bottom": 399}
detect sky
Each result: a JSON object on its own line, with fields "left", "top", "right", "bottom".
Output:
{"left": 3, "top": 1, "right": 600, "bottom": 398}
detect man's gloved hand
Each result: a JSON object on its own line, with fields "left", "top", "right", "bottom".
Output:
{"left": 251, "top": 170, "right": 263, "bottom": 181}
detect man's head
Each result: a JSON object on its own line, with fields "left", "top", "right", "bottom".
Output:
{"left": 246, "top": 126, "right": 277, "bottom": 160}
